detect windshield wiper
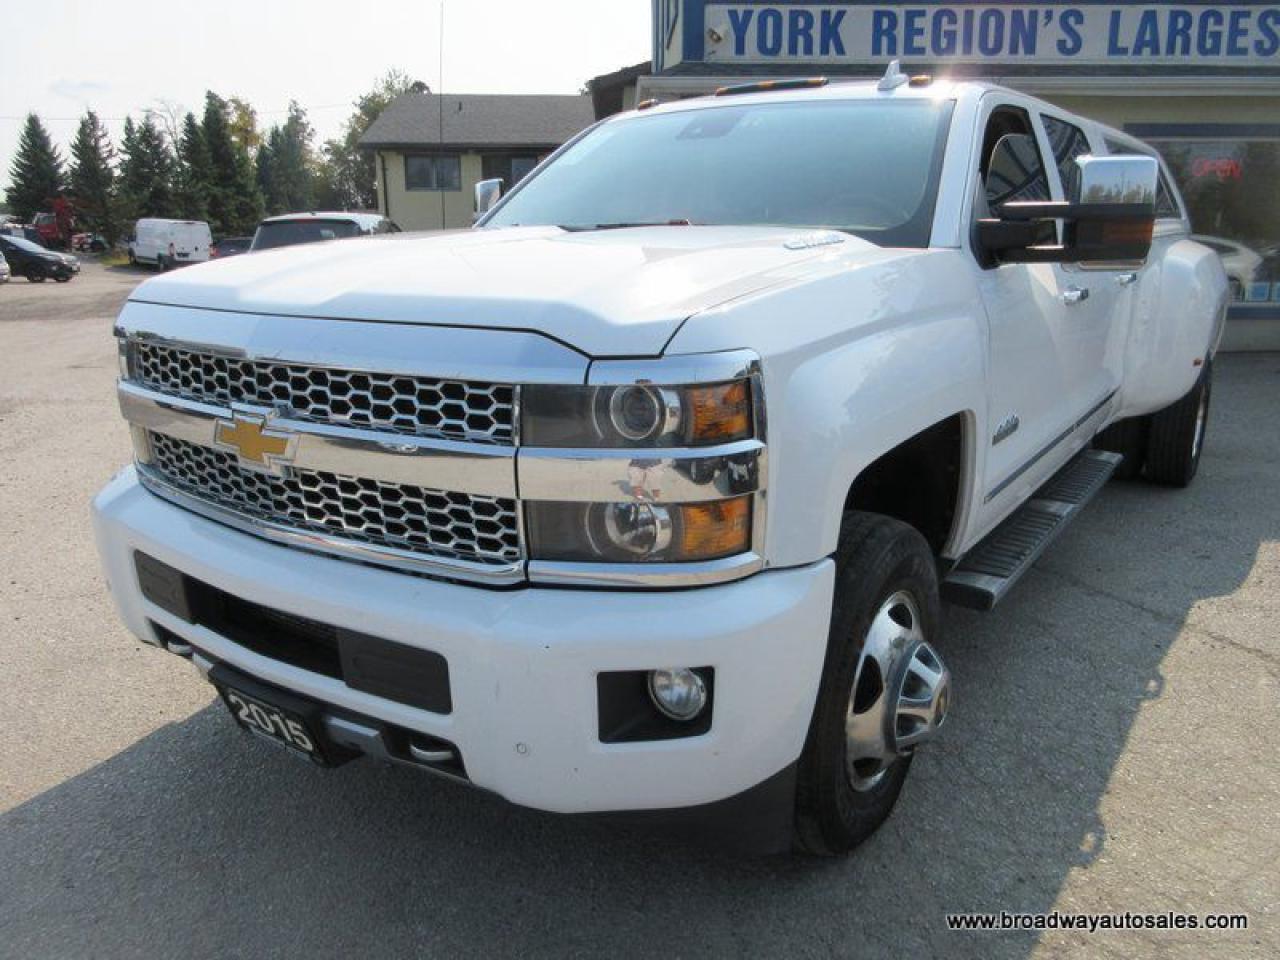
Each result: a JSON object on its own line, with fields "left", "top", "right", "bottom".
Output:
{"left": 558, "top": 219, "right": 693, "bottom": 232}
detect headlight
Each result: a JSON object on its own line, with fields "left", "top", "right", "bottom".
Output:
{"left": 527, "top": 496, "right": 752, "bottom": 563}
{"left": 521, "top": 380, "right": 752, "bottom": 448}
{"left": 521, "top": 351, "right": 765, "bottom": 581}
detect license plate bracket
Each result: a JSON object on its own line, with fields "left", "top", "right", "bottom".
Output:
{"left": 210, "top": 663, "right": 353, "bottom": 766}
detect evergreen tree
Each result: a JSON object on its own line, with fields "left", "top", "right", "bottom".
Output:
{"left": 255, "top": 130, "right": 278, "bottom": 214}
{"left": 260, "top": 102, "right": 314, "bottom": 215}
{"left": 119, "top": 116, "right": 174, "bottom": 218}
{"left": 68, "top": 110, "right": 122, "bottom": 244}
{"left": 173, "top": 113, "right": 212, "bottom": 221}
{"left": 5, "top": 114, "right": 66, "bottom": 221}
{"left": 202, "top": 91, "right": 264, "bottom": 236}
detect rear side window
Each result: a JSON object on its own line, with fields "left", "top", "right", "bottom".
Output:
{"left": 1041, "top": 115, "right": 1092, "bottom": 200}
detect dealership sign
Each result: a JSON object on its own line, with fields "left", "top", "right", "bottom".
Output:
{"left": 653, "top": 1, "right": 1280, "bottom": 68}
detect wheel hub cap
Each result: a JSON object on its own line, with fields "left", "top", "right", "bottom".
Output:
{"left": 844, "top": 591, "right": 952, "bottom": 792}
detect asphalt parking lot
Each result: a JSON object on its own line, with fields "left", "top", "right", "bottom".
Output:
{"left": 1, "top": 258, "right": 1277, "bottom": 959}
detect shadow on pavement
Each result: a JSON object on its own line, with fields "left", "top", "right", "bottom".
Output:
{"left": 2, "top": 356, "right": 1276, "bottom": 959}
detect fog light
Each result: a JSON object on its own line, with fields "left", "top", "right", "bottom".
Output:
{"left": 648, "top": 668, "right": 707, "bottom": 721}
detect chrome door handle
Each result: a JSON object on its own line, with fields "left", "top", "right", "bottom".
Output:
{"left": 1061, "top": 286, "right": 1090, "bottom": 305}
{"left": 1116, "top": 272, "right": 1138, "bottom": 286}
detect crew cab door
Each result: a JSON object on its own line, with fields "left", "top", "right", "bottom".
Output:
{"left": 968, "top": 98, "right": 1114, "bottom": 536}
{"left": 1036, "top": 112, "right": 1131, "bottom": 424}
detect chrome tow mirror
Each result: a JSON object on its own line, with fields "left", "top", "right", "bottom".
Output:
{"left": 978, "top": 143, "right": 1159, "bottom": 266}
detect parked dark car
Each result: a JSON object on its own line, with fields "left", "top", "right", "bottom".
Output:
{"left": 249, "top": 212, "right": 399, "bottom": 251}
{"left": 0, "top": 235, "right": 78, "bottom": 282}
{"left": 210, "top": 235, "right": 253, "bottom": 259}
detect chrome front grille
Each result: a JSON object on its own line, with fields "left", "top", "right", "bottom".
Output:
{"left": 146, "top": 432, "right": 521, "bottom": 567}
{"left": 135, "top": 341, "right": 515, "bottom": 445}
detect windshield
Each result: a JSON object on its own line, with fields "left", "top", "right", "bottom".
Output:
{"left": 2, "top": 236, "right": 49, "bottom": 254}
{"left": 485, "top": 98, "right": 954, "bottom": 247}
{"left": 251, "top": 219, "right": 364, "bottom": 251}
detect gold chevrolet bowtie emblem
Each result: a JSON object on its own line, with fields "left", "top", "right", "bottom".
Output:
{"left": 213, "top": 414, "right": 295, "bottom": 473}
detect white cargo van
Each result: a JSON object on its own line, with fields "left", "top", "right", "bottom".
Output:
{"left": 128, "top": 219, "right": 212, "bottom": 271}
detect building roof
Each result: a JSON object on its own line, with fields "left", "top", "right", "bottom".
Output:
{"left": 588, "top": 61, "right": 652, "bottom": 119}
{"left": 360, "top": 92, "right": 596, "bottom": 150}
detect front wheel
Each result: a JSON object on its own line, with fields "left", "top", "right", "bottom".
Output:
{"left": 26, "top": 269, "right": 46, "bottom": 283}
{"left": 1144, "top": 361, "right": 1212, "bottom": 487}
{"left": 794, "top": 512, "right": 951, "bottom": 856}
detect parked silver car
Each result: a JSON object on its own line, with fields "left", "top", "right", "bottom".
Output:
{"left": 0, "top": 250, "right": 10, "bottom": 284}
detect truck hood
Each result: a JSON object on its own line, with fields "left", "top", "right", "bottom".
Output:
{"left": 129, "top": 225, "right": 879, "bottom": 357}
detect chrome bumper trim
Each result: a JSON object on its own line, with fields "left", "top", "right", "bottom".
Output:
{"left": 118, "top": 380, "right": 516, "bottom": 498}
{"left": 135, "top": 466, "right": 526, "bottom": 586}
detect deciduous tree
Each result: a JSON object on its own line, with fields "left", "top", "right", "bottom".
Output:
{"left": 320, "top": 70, "right": 420, "bottom": 210}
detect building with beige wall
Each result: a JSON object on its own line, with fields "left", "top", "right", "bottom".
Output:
{"left": 360, "top": 91, "right": 596, "bottom": 231}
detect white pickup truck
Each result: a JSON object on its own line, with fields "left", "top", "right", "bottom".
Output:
{"left": 93, "top": 69, "right": 1226, "bottom": 856}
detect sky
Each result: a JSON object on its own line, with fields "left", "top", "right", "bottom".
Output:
{"left": 0, "top": 0, "right": 653, "bottom": 193}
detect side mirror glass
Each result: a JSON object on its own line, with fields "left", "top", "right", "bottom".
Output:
{"left": 474, "top": 178, "right": 503, "bottom": 219}
{"left": 985, "top": 134, "right": 1048, "bottom": 208}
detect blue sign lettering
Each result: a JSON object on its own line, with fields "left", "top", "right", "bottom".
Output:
{"left": 1198, "top": 10, "right": 1224, "bottom": 56}
{"left": 1259, "top": 10, "right": 1280, "bottom": 56}
{"left": 703, "top": 3, "right": 1280, "bottom": 65}
{"left": 1166, "top": 10, "right": 1193, "bottom": 56}
{"left": 871, "top": 9, "right": 896, "bottom": 56}
{"left": 789, "top": 9, "right": 816, "bottom": 56}
{"left": 819, "top": 9, "right": 847, "bottom": 55}
{"left": 1057, "top": 9, "right": 1084, "bottom": 56}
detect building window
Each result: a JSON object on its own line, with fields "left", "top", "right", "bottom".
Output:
{"left": 405, "top": 154, "right": 461, "bottom": 191}
{"left": 481, "top": 154, "right": 542, "bottom": 190}
{"left": 1129, "top": 124, "right": 1280, "bottom": 307}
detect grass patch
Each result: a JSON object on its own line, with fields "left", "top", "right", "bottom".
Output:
{"left": 99, "top": 250, "right": 131, "bottom": 268}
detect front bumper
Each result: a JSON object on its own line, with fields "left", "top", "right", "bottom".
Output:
{"left": 93, "top": 467, "right": 834, "bottom": 815}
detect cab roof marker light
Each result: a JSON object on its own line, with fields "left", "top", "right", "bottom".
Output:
{"left": 636, "top": 98, "right": 658, "bottom": 111}
{"left": 909, "top": 74, "right": 933, "bottom": 88}
{"left": 878, "top": 60, "right": 909, "bottom": 92}
{"left": 714, "top": 77, "right": 828, "bottom": 97}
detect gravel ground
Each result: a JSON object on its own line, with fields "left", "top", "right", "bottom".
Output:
{"left": 1, "top": 259, "right": 1277, "bottom": 959}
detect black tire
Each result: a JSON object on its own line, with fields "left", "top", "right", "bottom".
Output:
{"left": 26, "top": 269, "right": 45, "bottom": 283}
{"left": 1093, "top": 416, "right": 1149, "bottom": 480}
{"left": 1144, "top": 361, "right": 1212, "bottom": 487}
{"left": 54, "top": 275, "right": 70, "bottom": 283}
{"left": 794, "top": 511, "right": 941, "bottom": 856}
